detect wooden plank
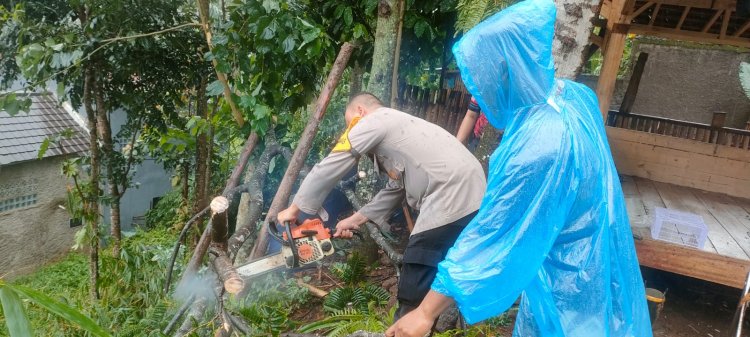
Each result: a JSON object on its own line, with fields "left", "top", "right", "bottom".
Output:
{"left": 640, "top": 0, "right": 735, "bottom": 10}
{"left": 732, "top": 19, "right": 750, "bottom": 37}
{"left": 702, "top": 9, "right": 723, "bottom": 33}
{"left": 626, "top": 197, "right": 649, "bottom": 228}
{"left": 634, "top": 177, "right": 719, "bottom": 253}
{"left": 628, "top": 1, "right": 654, "bottom": 20}
{"left": 653, "top": 182, "right": 747, "bottom": 259}
{"left": 720, "top": 9, "right": 731, "bottom": 39}
{"left": 714, "top": 195, "right": 750, "bottom": 232}
{"left": 628, "top": 25, "right": 750, "bottom": 48}
{"left": 597, "top": 0, "right": 629, "bottom": 119}
{"left": 692, "top": 189, "right": 750, "bottom": 258}
{"left": 649, "top": 3, "right": 662, "bottom": 26}
{"left": 731, "top": 196, "right": 750, "bottom": 217}
{"left": 634, "top": 236, "right": 750, "bottom": 288}
{"left": 676, "top": 6, "right": 692, "bottom": 29}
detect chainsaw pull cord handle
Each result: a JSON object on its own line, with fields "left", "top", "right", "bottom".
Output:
{"left": 283, "top": 221, "right": 300, "bottom": 268}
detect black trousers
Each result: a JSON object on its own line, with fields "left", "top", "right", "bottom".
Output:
{"left": 394, "top": 210, "right": 478, "bottom": 321}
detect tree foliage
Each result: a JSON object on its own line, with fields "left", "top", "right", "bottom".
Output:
{"left": 454, "top": 0, "right": 515, "bottom": 34}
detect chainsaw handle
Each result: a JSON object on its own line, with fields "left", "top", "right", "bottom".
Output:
{"left": 267, "top": 220, "right": 286, "bottom": 243}
{"left": 284, "top": 221, "right": 299, "bottom": 268}
{"left": 267, "top": 220, "right": 300, "bottom": 268}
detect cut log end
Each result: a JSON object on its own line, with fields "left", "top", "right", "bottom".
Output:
{"left": 224, "top": 277, "right": 245, "bottom": 294}
{"left": 210, "top": 196, "right": 230, "bottom": 214}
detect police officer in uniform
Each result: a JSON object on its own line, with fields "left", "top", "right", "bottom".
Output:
{"left": 277, "top": 92, "right": 486, "bottom": 321}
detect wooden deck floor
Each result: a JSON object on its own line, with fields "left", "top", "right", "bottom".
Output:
{"left": 621, "top": 175, "right": 750, "bottom": 288}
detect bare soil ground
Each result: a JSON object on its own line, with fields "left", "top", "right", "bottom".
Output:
{"left": 291, "top": 248, "right": 747, "bottom": 337}
{"left": 641, "top": 267, "right": 746, "bottom": 337}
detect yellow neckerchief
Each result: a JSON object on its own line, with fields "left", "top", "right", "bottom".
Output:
{"left": 332, "top": 116, "right": 362, "bottom": 153}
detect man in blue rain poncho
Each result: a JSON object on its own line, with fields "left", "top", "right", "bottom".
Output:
{"left": 385, "top": 0, "right": 652, "bottom": 336}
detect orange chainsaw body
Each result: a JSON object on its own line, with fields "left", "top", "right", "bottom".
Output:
{"left": 281, "top": 219, "right": 334, "bottom": 264}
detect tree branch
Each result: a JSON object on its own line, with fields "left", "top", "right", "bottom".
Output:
{"left": 98, "top": 22, "right": 202, "bottom": 43}
{"left": 196, "top": 0, "right": 245, "bottom": 126}
{"left": 118, "top": 116, "right": 144, "bottom": 194}
{"left": 9, "top": 23, "right": 203, "bottom": 96}
{"left": 250, "top": 42, "right": 355, "bottom": 259}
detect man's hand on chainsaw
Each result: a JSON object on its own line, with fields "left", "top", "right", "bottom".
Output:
{"left": 277, "top": 204, "right": 300, "bottom": 225}
{"left": 334, "top": 212, "right": 368, "bottom": 238}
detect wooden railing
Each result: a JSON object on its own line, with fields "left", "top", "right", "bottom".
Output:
{"left": 394, "top": 84, "right": 472, "bottom": 133}
{"left": 607, "top": 110, "right": 750, "bottom": 150}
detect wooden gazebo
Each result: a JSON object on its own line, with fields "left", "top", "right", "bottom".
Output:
{"left": 595, "top": 0, "right": 750, "bottom": 113}
{"left": 594, "top": 0, "right": 750, "bottom": 290}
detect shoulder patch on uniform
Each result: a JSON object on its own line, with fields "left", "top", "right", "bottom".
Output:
{"left": 332, "top": 116, "right": 361, "bottom": 153}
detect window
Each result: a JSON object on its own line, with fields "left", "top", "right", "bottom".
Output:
{"left": 0, "top": 194, "right": 38, "bottom": 212}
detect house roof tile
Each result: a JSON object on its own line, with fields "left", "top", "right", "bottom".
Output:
{"left": 0, "top": 93, "right": 88, "bottom": 165}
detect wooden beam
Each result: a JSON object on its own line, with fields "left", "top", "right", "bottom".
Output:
{"left": 619, "top": 52, "right": 649, "bottom": 114}
{"left": 629, "top": 24, "right": 750, "bottom": 48}
{"left": 733, "top": 19, "right": 750, "bottom": 37}
{"left": 628, "top": 1, "right": 654, "bottom": 21}
{"left": 590, "top": 33, "right": 604, "bottom": 47}
{"left": 596, "top": 33, "right": 628, "bottom": 115}
{"left": 676, "top": 6, "right": 692, "bottom": 30}
{"left": 639, "top": 0, "right": 735, "bottom": 10}
{"left": 649, "top": 3, "right": 662, "bottom": 26}
{"left": 597, "top": 0, "right": 630, "bottom": 117}
{"left": 601, "top": 0, "right": 613, "bottom": 19}
{"left": 634, "top": 234, "right": 750, "bottom": 289}
{"left": 702, "top": 10, "right": 723, "bottom": 33}
{"left": 720, "top": 9, "right": 731, "bottom": 39}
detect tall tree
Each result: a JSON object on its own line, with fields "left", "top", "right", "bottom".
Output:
{"left": 455, "top": 0, "right": 599, "bottom": 79}
{"left": 366, "top": 0, "right": 403, "bottom": 103}
{"left": 3, "top": 0, "right": 209, "bottom": 292}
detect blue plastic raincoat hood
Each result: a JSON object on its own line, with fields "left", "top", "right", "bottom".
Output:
{"left": 431, "top": 0, "right": 653, "bottom": 335}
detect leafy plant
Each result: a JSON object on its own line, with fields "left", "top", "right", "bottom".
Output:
{"left": 0, "top": 280, "right": 110, "bottom": 337}
{"left": 144, "top": 189, "right": 189, "bottom": 230}
{"left": 324, "top": 283, "right": 390, "bottom": 314}
{"left": 455, "top": 0, "right": 516, "bottom": 34}
{"left": 225, "top": 274, "right": 311, "bottom": 337}
{"left": 298, "top": 305, "right": 395, "bottom": 337}
{"left": 1, "top": 229, "right": 177, "bottom": 337}
{"left": 237, "top": 302, "right": 293, "bottom": 337}
{"left": 330, "top": 252, "right": 368, "bottom": 285}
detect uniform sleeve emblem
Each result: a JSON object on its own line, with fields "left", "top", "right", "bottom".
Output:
{"left": 332, "top": 116, "right": 362, "bottom": 153}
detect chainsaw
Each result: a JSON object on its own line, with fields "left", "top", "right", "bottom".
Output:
{"left": 236, "top": 219, "right": 338, "bottom": 279}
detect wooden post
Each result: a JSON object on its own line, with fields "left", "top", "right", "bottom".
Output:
{"left": 596, "top": 0, "right": 632, "bottom": 119}
{"left": 619, "top": 52, "right": 649, "bottom": 114}
{"left": 711, "top": 111, "right": 727, "bottom": 144}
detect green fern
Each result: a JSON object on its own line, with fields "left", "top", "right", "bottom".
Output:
{"left": 739, "top": 61, "right": 750, "bottom": 100}
{"left": 455, "top": 0, "right": 517, "bottom": 34}
{"left": 324, "top": 283, "right": 390, "bottom": 313}
{"left": 330, "top": 252, "right": 368, "bottom": 285}
{"left": 238, "top": 302, "right": 293, "bottom": 336}
{"left": 298, "top": 305, "right": 393, "bottom": 337}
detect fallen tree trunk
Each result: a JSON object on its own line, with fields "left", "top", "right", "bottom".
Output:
{"left": 207, "top": 196, "right": 244, "bottom": 294}
{"left": 249, "top": 42, "right": 356, "bottom": 259}
{"left": 229, "top": 133, "right": 291, "bottom": 262}
{"left": 169, "top": 131, "right": 260, "bottom": 294}
{"left": 174, "top": 296, "right": 208, "bottom": 337}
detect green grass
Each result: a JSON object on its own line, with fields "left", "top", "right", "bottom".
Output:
{"left": 1, "top": 228, "right": 179, "bottom": 337}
